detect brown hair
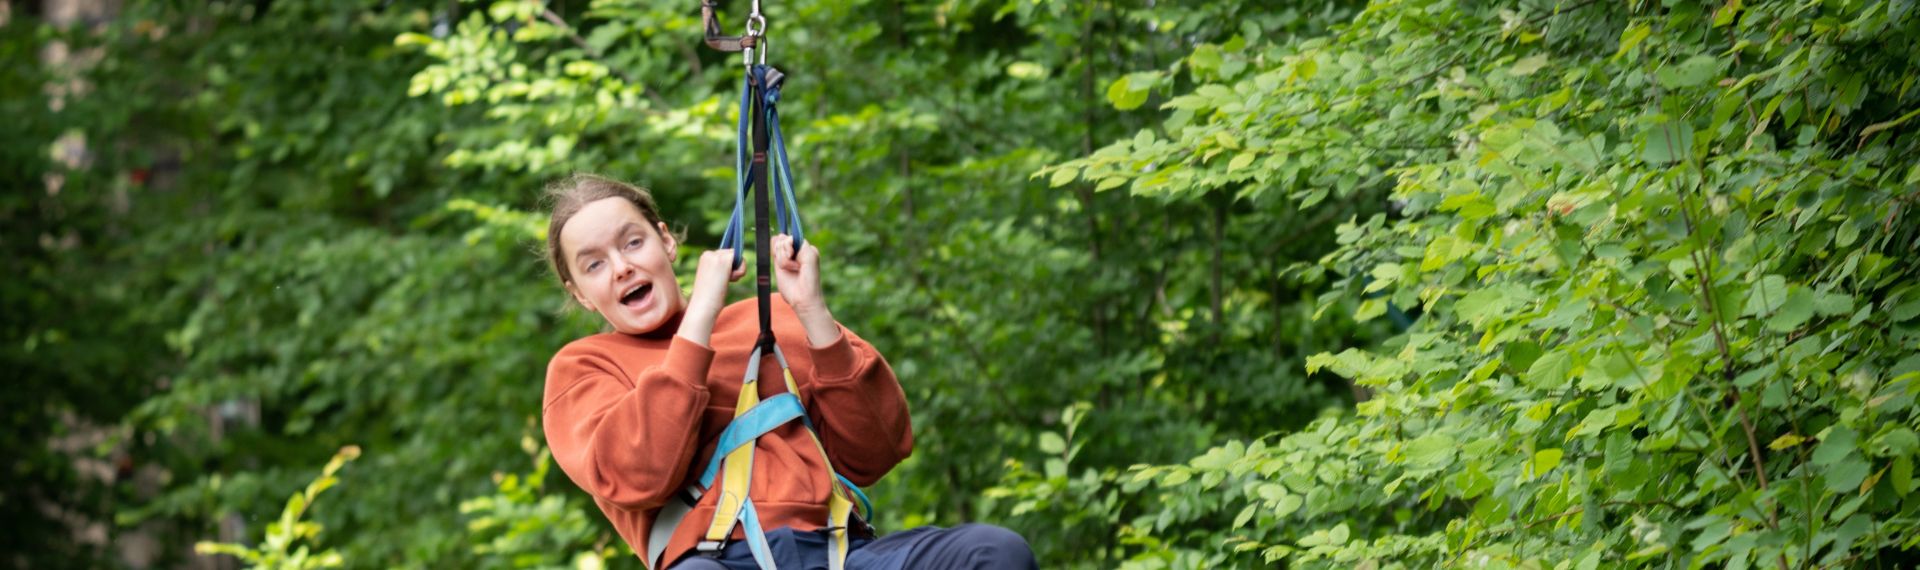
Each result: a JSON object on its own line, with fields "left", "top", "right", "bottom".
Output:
{"left": 543, "top": 173, "right": 669, "bottom": 289}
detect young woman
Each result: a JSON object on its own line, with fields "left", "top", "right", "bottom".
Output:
{"left": 539, "top": 174, "right": 1035, "bottom": 570}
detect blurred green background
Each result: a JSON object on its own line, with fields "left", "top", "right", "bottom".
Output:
{"left": 6, "top": 0, "right": 1920, "bottom": 568}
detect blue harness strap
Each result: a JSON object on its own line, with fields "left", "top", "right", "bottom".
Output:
{"left": 720, "top": 66, "right": 805, "bottom": 268}
{"left": 699, "top": 393, "right": 805, "bottom": 488}
{"left": 692, "top": 64, "right": 872, "bottom": 570}
{"left": 739, "top": 500, "right": 777, "bottom": 569}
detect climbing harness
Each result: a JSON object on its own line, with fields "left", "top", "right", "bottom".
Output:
{"left": 641, "top": 3, "right": 874, "bottom": 569}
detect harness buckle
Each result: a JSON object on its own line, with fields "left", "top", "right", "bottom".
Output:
{"left": 695, "top": 540, "right": 728, "bottom": 557}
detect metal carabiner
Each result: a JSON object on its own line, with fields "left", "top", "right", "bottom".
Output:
{"left": 700, "top": 0, "right": 761, "bottom": 53}
{"left": 743, "top": 1, "right": 766, "bottom": 67}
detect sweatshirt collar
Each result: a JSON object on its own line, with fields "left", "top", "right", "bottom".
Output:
{"left": 629, "top": 307, "right": 685, "bottom": 341}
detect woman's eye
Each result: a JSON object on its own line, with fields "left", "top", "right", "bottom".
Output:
{"left": 626, "top": 238, "right": 642, "bottom": 249}
{"left": 585, "top": 261, "right": 601, "bottom": 272}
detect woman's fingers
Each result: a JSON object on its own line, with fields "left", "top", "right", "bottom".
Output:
{"left": 702, "top": 249, "right": 730, "bottom": 269}
{"left": 799, "top": 242, "right": 819, "bottom": 267}
{"left": 687, "top": 249, "right": 734, "bottom": 313}
{"left": 772, "top": 235, "right": 804, "bottom": 273}
{"left": 702, "top": 249, "right": 736, "bottom": 283}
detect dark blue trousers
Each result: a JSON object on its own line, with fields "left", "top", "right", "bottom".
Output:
{"left": 667, "top": 524, "right": 1036, "bottom": 570}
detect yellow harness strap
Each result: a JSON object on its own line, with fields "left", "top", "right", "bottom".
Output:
{"left": 698, "top": 345, "right": 861, "bottom": 570}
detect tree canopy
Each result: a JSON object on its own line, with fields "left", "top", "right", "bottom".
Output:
{"left": 6, "top": 0, "right": 1918, "bottom": 568}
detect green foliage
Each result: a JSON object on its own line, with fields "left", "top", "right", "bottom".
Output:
{"left": 196, "top": 446, "right": 361, "bottom": 569}
{"left": 1042, "top": 0, "right": 1920, "bottom": 566}
{"left": 396, "top": 2, "right": 1372, "bottom": 566}
{"left": 1, "top": 9, "right": 168, "bottom": 567}
{"left": 458, "top": 431, "right": 624, "bottom": 570}
{"left": 16, "top": 0, "right": 1919, "bottom": 568}
{"left": 42, "top": 1, "right": 623, "bottom": 566}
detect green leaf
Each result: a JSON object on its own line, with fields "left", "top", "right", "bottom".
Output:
{"left": 1657, "top": 55, "right": 1724, "bottom": 89}
{"left": 1327, "top": 523, "right": 1350, "bottom": 545}
{"left": 1404, "top": 433, "right": 1457, "bottom": 467}
{"left": 1893, "top": 456, "right": 1914, "bottom": 496}
{"left": 1813, "top": 292, "right": 1855, "bottom": 316}
{"left": 1455, "top": 287, "right": 1512, "bottom": 324}
{"left": 1528, "top": 448, "right": 1565, "bottom": 479}
{"left": 1273, "top": 494, "right": 1304, "bottom": 518}
{"left": 1814, "top": 427, "right": 1858, "bottom": 466}
{"left": 1189, "top": 44, "right": 1223, "bottom": 74}
{"left": 1827, "top": 457, "right": 1870, "bottom": 493}
{"left": 393, "top": 33, "right": 435, "bottom": 48}
{"left": 1895, "top": 298, "right": 1920, "bottom": 322}
{"left": 1616, "top": 23, "right": 1651, "bottom": 58}
{"left": 1005, "top": 62, "right": 1046, "bottom": 80}
{"left": 1874, "top": 429, "right": 1919, "bottom": 456}
{"left": 1233, "top": 504, "right": 1258, "bottom": 529}
{"left": 1713, "top": 0, "right": 1744, "bottom": 27}
{"left": 1585, "top": 350, "right": 1642, "bottom": 390}
{"left": 1227, "top": 152, "right": 1257, "bottom": 172}
{"left": 1037, "top": 432, "right": 1066, "bottom": 455}
{"left": 1768, "top": 433, "right": 1806, "bottom": 450}
{"left": 1504, "top": 341, "right": 1543, "bottom": 372}
{"left": 1106, "top": 76, "right": 1149, "bottom": 111}
{"left": 1354, "top": 298, "right": 1387, "bottom": 322}
{"left": 1767, "top": 288, "right": 1815, "bottom": 331}
{"left": 1048, "top": 167, "right": 1079, "bottom": 188}
{"left": 1526, "top": 350, "right": 1574, "bottom": 389}
{"left": 1438, "top": 191, "right": 1496, "bottom": 220}
{"left": 1641, "top": 122, "right": 1694, "bottom": 165}
{"left": 1743, "top": 275, "right": 1789, "bottom": 316}
{"left": 1509, "top": 55, "right": 1548, "bottom": 76}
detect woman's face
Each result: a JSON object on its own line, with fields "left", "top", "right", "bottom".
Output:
{"left": 559, "top": 197, "right": 683, "bottom": 335}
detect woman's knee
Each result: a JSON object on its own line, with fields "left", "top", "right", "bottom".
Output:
{"left": 667, "top": 557, "right": 730, "bottom": 570}
{"left": 951, "top": 524, "right": 1035, "bottom": 565}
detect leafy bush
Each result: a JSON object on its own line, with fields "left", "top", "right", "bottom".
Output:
{"left": 459, "top": 431, "right": 628, "bottom": 570}
{"left": 22, "top": 0, "right": 1917, "bottom": 567}
{"left": 196, "top": 446, "right": 361, "bottom": 569}
{"left": 1046, "top": 0, "right": 1920, "bottom": 566}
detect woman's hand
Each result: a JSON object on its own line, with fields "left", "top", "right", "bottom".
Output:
{"left": 677, "top": 248, "right": 745, "bottom": 348}
{"left": 772, "top": 235, "right": 842, "bottom": 348}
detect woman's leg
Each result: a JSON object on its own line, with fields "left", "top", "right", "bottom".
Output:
{"left": 668, "top": 526, "right": 860, "bottom": 570}
{"left": 852, "top": 523, "right": 1035, "bottom": 570}
{"left": 666, "top": 557, "right": 733, "bottom": 570}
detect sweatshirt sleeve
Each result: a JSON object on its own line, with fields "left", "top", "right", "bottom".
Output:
{"left": 801, "top": 324, "right": 914, "bottom": 487}
{"left": 543, "top": 337, "right": 714, "bottom": 511}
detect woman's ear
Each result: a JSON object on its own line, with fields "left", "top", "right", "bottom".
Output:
{"left": 656, "top": 221, "right": 677, "bottom": 260}
{"left": 564, "top": 281, "right": 596, "bottom": 313}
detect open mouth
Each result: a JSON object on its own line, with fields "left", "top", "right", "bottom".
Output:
{"left": 620, "top": 283, "right": 654, "bottom": 309}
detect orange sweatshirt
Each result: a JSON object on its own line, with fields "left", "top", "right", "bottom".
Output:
{"left": 542, "top": 294, "right": 913, "bottom": 567}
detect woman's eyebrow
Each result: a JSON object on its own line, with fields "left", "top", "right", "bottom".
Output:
{"left": 571, "top": 222, "right": 645, "bottom": 264}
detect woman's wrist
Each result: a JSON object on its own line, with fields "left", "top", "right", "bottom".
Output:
{"left": 677, "top": 301, "right": 718, "bottom": 348}
{"left": 794, "top": 302, "right": 842, "bottom": 348}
